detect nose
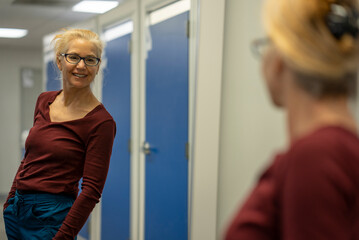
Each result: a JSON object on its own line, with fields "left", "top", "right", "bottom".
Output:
{"left": 76, "top": 59, "right": 86, "bottom": 68}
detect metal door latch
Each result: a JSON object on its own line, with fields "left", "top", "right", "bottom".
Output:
{"left": 142, "top": 141, "right": 151, "bottom": 155}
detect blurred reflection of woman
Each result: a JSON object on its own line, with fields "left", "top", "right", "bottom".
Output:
{"left": 225, "top": 0, "right": 359, "bottom": 239}
{"left": 3, "top": 29, "right": 116, "bottom": 240}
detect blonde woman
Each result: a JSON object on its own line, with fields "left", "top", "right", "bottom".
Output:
{"left": 3, "top": 29, "right": 116, "bottom": 240}
{"left": 225, "top": 0, "right": 359, "bottom": 239}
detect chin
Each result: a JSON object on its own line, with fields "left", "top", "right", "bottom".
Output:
{"left": 67, "top": 82, "right": 91, "bottom": 89}
{"left": 70, "top": 79, "right": 92, "bottom": 87}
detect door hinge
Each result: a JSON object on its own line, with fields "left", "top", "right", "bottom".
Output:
{"left": 186, "top": 20, "right": 190, "bottom": 38}
{"left": 185, "top": 142, "right": 189, "bottom": 160}
{"left": 128, "top": 139, "right": 132, "bottom": 154}
{"left": 128, "top": 39, "right": 133, "bottom": 54}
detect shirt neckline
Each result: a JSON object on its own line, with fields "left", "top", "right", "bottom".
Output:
{"left": 290, "top": 125, "right": 359, "bottom": 148}
{"left": 46, "top": 90, "right": 103, "bottom": 123}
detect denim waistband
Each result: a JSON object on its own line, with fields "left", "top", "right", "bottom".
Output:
{"left": 12, "top": 190, "right": 74, "bottom": 217}
{"left": 15, "top": 190, "right": 75, "bottom": 202}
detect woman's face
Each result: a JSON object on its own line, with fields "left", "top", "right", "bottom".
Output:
{"left": 57, "top": 39, "right": 100, "bottom": 90}
{"left": 261, "top": 46, "right": 284, "bottom": 107}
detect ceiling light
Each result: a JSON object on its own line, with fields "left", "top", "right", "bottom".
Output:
{"left": 0, "top": 28, "right": 28, "bottom": 38}
{"left": 149, "top": 0, "right": 190, "bottom": 25}
{"left": 103, "top": 21, "right": 133, "bottom": 42}
{"left": 72, "top": 1, "right": 119, "bottom": 14}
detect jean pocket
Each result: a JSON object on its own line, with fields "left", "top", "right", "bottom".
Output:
{"left": 30, "top": 201, "right": 72, "bottom": 226}
{"left": 3, "top": 197, "right": 15, "bottom": 213}
{"left": 6, "top": 197, "right": 15, "bottom": 205}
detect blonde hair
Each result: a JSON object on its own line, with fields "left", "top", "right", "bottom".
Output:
{"left": 52, "top": 29, "right": 104, "bottom": 61}
{"left": 263, "top": 0, "right": 359, "bottom": 94}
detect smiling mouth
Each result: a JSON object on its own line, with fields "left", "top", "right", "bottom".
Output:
{"left": 73, "top": 73, "right": 87, "bottom": 78}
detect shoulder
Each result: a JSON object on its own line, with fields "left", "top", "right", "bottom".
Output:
{"left": 279, "top": 126, "right": 359, "bottom": 185}
{"left": 36, "top": 90, "right": 61, "bottom": 103}
{"left": 276, "top": 128, "right": 359, "bottom": 240}
{"left": 87, "top": 105, "right": 116, "bottom": 134}
{"left": 34, "top": 91, "right": 61, "bottom": 113}
{"left": 97, "top": 104, "right": 114, "bottom": 120}
{"left": 90, "top": 104, "right": 115, "bottom": 125}
{"left": 288, "top": 126, "right": 359, "bottom": 162}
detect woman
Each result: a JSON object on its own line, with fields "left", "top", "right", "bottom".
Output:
{"left": 225, "top": 0, "right": 359, "bottom": 239}
{"left": 3, "top": 29, "right": 116, "bottom": 240}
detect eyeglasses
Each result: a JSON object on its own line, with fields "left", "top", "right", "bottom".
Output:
{"left": 60, "top": 53, "right": 101, "bottom": 66}
{"left": 250, "top": 37, "right": 271, "bottom": 59}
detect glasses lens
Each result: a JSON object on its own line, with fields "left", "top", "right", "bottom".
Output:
{"left": 66, "top": 54, "right": 80, "bottom": 64}
{"left": 85, "top": 57, "right": 99, "bottom": 66}
{"left": 251, "top": 38, "right": 270, "bottom": 59}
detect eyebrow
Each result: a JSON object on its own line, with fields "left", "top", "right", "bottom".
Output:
{"left": 66, "top": 52, "right": 98, "bottom": 58}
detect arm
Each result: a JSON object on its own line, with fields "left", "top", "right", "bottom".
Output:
{"left": 53, "top": 120, "right": 116, "bottom": 240}
{"left": 224, "top": 156, "right": 281, "bottom": 240}
{"left": 280, "top": 147, "right": 354, "bottom": 240}
{"left": 3, "top": 93, "right": 42, "bottom": 211}
{"left": 3, "top": 160, "right": 25, "bottom": 211}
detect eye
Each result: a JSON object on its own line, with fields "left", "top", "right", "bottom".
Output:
{"left": 68, "top": 54, "right": 80, "bottom": 61}
{"left": 85, "top": 57, "right": 98, "bottom": 65}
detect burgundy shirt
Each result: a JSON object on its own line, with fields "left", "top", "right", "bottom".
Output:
{"left": 225, "top": 126, "right": 359, "bottom": 240}
{"left": 4, "top": 90, "right": 116, "bottom": 239}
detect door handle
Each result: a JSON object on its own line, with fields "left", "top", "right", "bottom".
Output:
{"left": 142, "top": 141, "right": 151, "bottom": 155}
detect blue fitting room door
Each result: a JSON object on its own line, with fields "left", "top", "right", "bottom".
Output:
{"left": 45, "top": 60, "right": 61, "bottom": 91}
{"left": 101, "top": 21, "right": 132, "bottom": 240}
{"left": 144, "top": 5, "right": 189, "bottom": 240}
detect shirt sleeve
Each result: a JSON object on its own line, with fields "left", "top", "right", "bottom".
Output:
{"left": 3, "top": 93, "right": 42, "bottom": 212}
{"left": 280, "top": 144, "right": 355, "bottom": 240}
{"left": 3, "top": 160, "right": 25, "bottom": 211}
{"left": 53, "top": 119, "right": 116, "bottom": 240}
{"left": 224, "top": 156, "right": 281, "bottom": 240}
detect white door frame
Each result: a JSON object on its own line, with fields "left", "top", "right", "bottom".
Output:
{"left": 189, "top": 0, "right": 225, "bottom": 239}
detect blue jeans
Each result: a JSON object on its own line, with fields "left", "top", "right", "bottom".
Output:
{"left": 3, "top": 190, "right": 76, "bottom": 240}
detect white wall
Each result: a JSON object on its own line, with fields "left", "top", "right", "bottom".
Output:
{"left": 0, "top": 48, "right": 42, "bottom": 195}
{"left": 217, "top": 0, "right": 287, "bottom": 238}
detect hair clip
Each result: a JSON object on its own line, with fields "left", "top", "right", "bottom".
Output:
{"left": 326, "top": 3, "right": 359, "bottom": 39}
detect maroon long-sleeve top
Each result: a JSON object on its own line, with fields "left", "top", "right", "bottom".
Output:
{"left": 225, "top": 126, "right": 359, "bottom": 240}
{"left": 4, "top": 90, "right": 116, "bottom": 239}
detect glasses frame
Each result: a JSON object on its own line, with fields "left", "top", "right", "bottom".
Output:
{"left": 60, "top": 53, "right": 101, "bottom": 67}
{"left": 250, "top": 37, "right": 271, "bottom": 59}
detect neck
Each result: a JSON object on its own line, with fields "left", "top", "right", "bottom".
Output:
{"left": 284, "top": 81, "right": 357, "bottom": 143}
{"left": 61, "top": 86, "right": 95, "bottom": 107}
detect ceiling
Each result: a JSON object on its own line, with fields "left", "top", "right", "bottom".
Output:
{"left": 0, "top": 0, "right": 119, "bottom": 50}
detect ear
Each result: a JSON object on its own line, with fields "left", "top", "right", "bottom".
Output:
{"left": 272, "top": 53, "right": 287, "bottom": 106}
{"left": 56, "top": 56, "right": 62, "bottom": 71}
{"left": 272, "top": 52, "right": 286, "bottom": 82}
{"left": 262, "top": 50, "right": 287, "bottom": 107}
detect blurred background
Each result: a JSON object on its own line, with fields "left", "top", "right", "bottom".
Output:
{"left": 0, "top": 0, "right": 293, "bottom": 239}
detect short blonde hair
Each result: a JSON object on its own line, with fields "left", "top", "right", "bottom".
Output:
{"left": 263, "top": 0, "right": 359, "bottom": 87}
{"left": 52, "top": 29, "right": 104, "bottom": 61}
